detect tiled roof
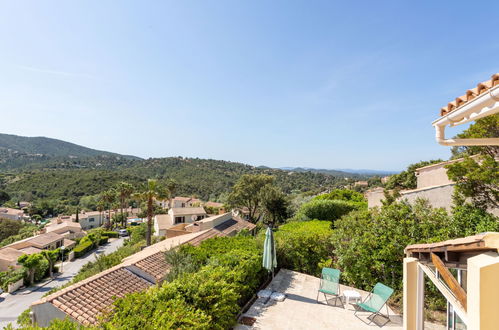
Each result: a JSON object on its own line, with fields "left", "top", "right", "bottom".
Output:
{"left": 0, "top": 207, "right": 23, "bottom": 216}
{"left": 0, "top": 247, "right": 24, "bottom": 262}
{"left": 133, "top": 251, "right": 170, "bottom": 282}
{"left": 41, "top": 267, "right": 153, "bottom": 325}
{"left": 171, "top": 207, "right": 206, "bottom": 216}
{"left": 19, "top": 247, "right": 42, "bottom": 255}
{"left": 28, "top": 232, "right": 64, "bottom": 248}
{"left": 440, "top": 73, "right": 499, "bottom": 117}
{"left": 405, "top": 232, "right": 499, "bottom": 253}
{"left": 32, "top": 216, "right": 255, "bottom": 326}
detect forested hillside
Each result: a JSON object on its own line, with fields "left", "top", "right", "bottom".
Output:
{"left": 0, "top": 157, "right": 353, "bottom": 207}
{"left": 0, "top": 133, "right": 139, "bottom": 169}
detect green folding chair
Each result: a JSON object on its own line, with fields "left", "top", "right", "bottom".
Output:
{"left": 316, "top": 268, "right": 343, "bottom": 307}
{"left": 354, "top": 282, "right": 394, "bottom": 327}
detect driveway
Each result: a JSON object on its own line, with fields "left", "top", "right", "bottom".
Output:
{"left": 0, "top": 237, "right": 125, "bottom": 328}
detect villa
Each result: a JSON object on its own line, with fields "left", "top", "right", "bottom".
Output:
{"left": 0, "top": 232, "right": 76, "bottom": 271}
{"left": 31, "top": 213, "right": 256, "bottom": 326}
{"left": 0, "top": 207, "right": 26, "bottom": 221}
{"left": 403, "top": 73, "right": 499, "bottom": 330}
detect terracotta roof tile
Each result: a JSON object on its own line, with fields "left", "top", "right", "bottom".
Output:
{"left": 33, "top": 216, "right": 255, "bottom": 326}
{"left": 440, "top": 73, "right": 499, "bottom": 116}
{"left": 46, "top": 267, "right": 152, "bottom": 325}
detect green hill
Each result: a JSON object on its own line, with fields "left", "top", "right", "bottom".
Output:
{"left": 0, "top": 133, "right": 140, "bottom": 169}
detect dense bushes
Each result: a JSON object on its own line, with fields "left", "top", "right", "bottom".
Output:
{"left": 105, "top": 235, "right": 264, "bottom": 329}
{"left": 330, "top": 199, "right": 499, "bottom": 311}
{"left": 0, "top": 268, "right": 25, "bottom": 291}
{"left": 73, "top": 240, "right": 93, "bottom": 258}
{"left": 274, "top": 220, "right": 334, "bottom": 276}
{"left": 294, "top": 199, "right": 362, "bottom": 222}
{"left": 103, "top": 231, "right": 118, "bottom": 238}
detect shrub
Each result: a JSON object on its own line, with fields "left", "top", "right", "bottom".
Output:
{"left": 103, "top": 231, "right": 118, "bottom": 238}
{"left": 273, "top": 220, "right": 334, "bottom": 276}
{"left": 0, "top": 268, "right": 25, "bottom": 291}
{"left": 294, "top": 199, "right": 363, "bottom": 222}
{"left": 331, "top": 199, "right": 451, "bottom": 309}
{"left": 99, "top": 236, "right": 109, "bottom": 245}
{"left": 313, "top": 189, "right": 365, "bottom": 203}
{"left": 73, "top": 240, "right": 94, "bottom": 258}
{"left": 107, "top": 235, "right": 264, "bottom": 329}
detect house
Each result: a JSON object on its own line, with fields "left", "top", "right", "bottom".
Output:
{"left": 60, "top": 211, "right": 106, "bottom": 230}
{"left": 403, "top": 73, "right": 499, "bottom": 330}
{"left": 169, "top": 207, "right": 206, "bottom": 225}
{"left": 153, "top": 207, "right": 207, "bottom": 236}
{"left": 381, "top": 176, "right": 391, "bottom": 184}
{"left": 0, "top": 207, "right": 25, "bottom": 221}
{"left": 366, "top": 156, "right": 498, "bottom": 215}
{"left": 165, "top": 212, "right": 256, "bottom": 238}
{"left": 31, "top": 214, "right": 255, "bottom": 327}
{"left": 0, "top": 247, "right": 24, "bottom": 271}
{"left": 153, "top": 214, "right": 172, "bottom": 237}
{"left": 159, "top": 196, "right": 201, "bottom": 209}
{"left": 0, "top": 232, "right": 76, "bottom": 271}
{"left": 44, "top": 219, "right": 85, "bottom": 240}
{"left": 404, "top": 233, "right": 499, "bottom": 330}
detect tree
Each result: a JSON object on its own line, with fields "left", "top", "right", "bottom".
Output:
{"left": 116, "top": 182, "right": 134, "bottom": 227}
{"left": 97, "top": 200, "right": 105, "bottom": 225}
{"left": 101, "top": 189, "right": 117, "bottom": 229}
{"left": 446, "top": 155, "right": 499, "bottom": 209}
{"left": 385, "top": 160, "right": 443, "bottom": 190}
{"left": 259, "top": 185, "right": 289, "bottom": 226}
{"left": 41, "top": 249, "right": 60, "bottom": 278}
{"left": 446, "top": 114, "right": 499, "bottom": 210}
{"left": 132, "top": 179, "right": 168, "bottom": 246}
{"left": 451, "top": 113, "right": 499, "bottom": 158}
{"left": 0, "top": 190, "right": 10, "bottom": 205}
{"left": 227, "top": 174, "right": 274, "bottom": 223}
{"left": 18, "top": 253, "right": 43, "bottom": 286}
{"left": 165, "top": 179, "right": 178, "bottom": 209}
{"left": 0, "top": 218, "right": 23, "bottom": 242}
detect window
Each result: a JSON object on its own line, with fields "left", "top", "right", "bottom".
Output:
{"left": 175, "top": 216, "right": 185, "bottom": 224}
{"left": 197, "top": 215, "right": 205, "bottom": 221}
{"left": 56, "top": 241, "right": 62, "bottom": 248}
{"left": 89, "top": 218, "right": 95, "bottom": 222}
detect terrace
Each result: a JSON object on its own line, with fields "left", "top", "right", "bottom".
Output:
{"left": 237, "top": 269, "right": 444, "bottom": 330}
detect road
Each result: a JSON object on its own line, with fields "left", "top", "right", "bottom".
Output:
{"left": 0, "top": 237, "right": 125, "bottom": 328}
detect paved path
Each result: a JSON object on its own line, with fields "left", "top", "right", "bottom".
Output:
{"left": 0, "top": 237, "right": 125, "bottom": 328}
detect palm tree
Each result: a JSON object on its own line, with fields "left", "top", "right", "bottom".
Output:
{"left": 101, "top": 189, "right": 116, "bottom": 229}
{"left": 166, "top": 179, "right": 178, "bottom": 209}
{"left": 116, "top": 182, "right": 134, "bottom": 227}
{"left": 132, "top": 179, "right": 168, "bottom": 246}
{"left": 97, "top": 200, "right": 105, "bottom": 225}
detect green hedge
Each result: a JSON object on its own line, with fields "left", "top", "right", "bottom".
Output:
{"left": 99, "top": 236, "right": 109, "bottom": 245}
{"left": 274, "top": 220, "right": 334, "bottom": 276}
{"left": 106, "top": 235, "right": 264, "bottom": 329}
{"left": 103, "top": 231, "right": 119, "bottom": 238}
{"left": 73, "top": 240, "right": 94, "bottom": 258}
{"left": 294, "top": 199, "right": 363, "bottom": 222}
{"left": 0, "top": 268, "right": 25, "bottom": 291}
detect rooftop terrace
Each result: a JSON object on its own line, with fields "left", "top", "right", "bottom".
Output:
{"left": 237, "top": 269, "right": 444, "bottom": 330}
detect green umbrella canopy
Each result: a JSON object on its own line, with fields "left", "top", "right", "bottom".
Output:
{"left": 263, "top": 226, "right": 277, "bottom": 272}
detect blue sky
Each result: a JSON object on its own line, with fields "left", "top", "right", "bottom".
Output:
{"left": 0, "top": 1, "right": 498, "bottom": 171}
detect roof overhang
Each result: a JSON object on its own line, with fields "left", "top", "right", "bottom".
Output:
{"left": 433, "top": 84, "right": 499, "bottom": 146}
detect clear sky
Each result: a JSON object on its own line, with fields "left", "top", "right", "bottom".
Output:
{"left": 0, "top": 1, "right": 498, "bottom": 171}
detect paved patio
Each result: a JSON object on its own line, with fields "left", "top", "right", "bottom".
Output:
{"left": 236, "top": 269, "right": 444, "bottom": 330}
